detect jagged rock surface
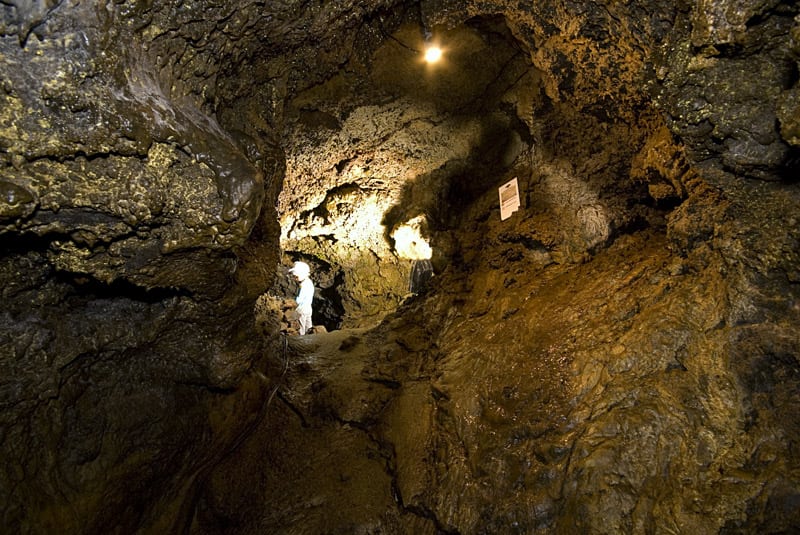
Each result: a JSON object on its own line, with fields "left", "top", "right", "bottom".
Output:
{"left": 1, "top": 0, "right": 798, "bottom": 533}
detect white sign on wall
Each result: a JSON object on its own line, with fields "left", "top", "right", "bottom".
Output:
{"left": 499, "top": 177, "right": 520, "bottom": 221}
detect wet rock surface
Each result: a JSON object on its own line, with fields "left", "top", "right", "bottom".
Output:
{"left": 1, "top": 0, "right": 799, "bottom": 533}
{"left": 199, "top": 215, "right": 800, "bottom": 533}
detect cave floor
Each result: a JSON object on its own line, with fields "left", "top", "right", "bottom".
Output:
{"left": 195, "top": 326, "right": 417, "bottom": 534}
{"left": 195, "top": 227, "right": 795, "bottom": 533}
{"left": 195, "top": 228, "right": 724, "bottom": 534}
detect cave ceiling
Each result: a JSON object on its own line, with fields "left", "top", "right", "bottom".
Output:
{"left": 2, "top": 0, "right": 800, "bottom": 533}
{"left": 2, "top": 0, "right": 798, "bottom": 299}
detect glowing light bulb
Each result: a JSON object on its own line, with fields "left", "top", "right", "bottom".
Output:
{"left": 424, "top": 45, "right": 442, "bottom": 63}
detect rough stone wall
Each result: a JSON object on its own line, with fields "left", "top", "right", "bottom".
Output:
{"left": 198, "top": 0, "right": 800, "bottom": 533}
{"left": 270, "top": 0, "right": 685, "bottom": 327}
{"left": 1, "top": 0, "right": 799, "bottom": 533}
{"left": 197, "top": 200, "right": 800, "bottom": 533}
{"left": 276, "top": 16, "right": 539, "bottom": 326}
{"left": 0, "top": 1, "right": 280, "bottom": 532}
{"left": 656, "top": 0, "right": 800, "bottom": 180}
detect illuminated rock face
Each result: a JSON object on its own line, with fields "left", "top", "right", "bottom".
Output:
{"left": 1, "top": 0, "right": 799, "bottom": 533}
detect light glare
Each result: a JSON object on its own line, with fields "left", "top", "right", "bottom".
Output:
{"left": 424, "top": 46, "right": 442, "bottom": 63}
{"left": 392, "top": 217, "right": 432, "bottom": 260}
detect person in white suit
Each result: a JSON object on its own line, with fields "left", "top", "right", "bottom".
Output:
{"left": 289, "top": 261, "right": 314, "bottom": 335}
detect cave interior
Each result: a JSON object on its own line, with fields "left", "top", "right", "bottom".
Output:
{"left": 1, "top": 0, "right": 800, "bottom": 533}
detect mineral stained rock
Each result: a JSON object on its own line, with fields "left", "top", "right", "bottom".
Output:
{"left": 1, "top": 0, "right": 799, "bottom": 534}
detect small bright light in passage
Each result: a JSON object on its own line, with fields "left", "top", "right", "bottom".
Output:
{"left": 392, "top": 216, "right": 432, "bottom": 260}
{"left": 424, "top": 45, "right": 442, "bottom": 63}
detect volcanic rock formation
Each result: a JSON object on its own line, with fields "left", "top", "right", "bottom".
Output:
{"left": 1, "top": 0, "right": 799, "bottom": 533}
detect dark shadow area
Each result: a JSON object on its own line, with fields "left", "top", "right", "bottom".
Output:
{"left": 409, "top": 258, "right": 434, "bottom": 293}
{"left": 53, "top": 271, "right": 194, "bottom": 303}
{"left": 779, "top": 145, "right": 800, "bottom": 182}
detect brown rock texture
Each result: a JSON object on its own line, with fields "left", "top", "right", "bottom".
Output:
{"left": 1, "top": 0, "right": 798, "bottom": 533}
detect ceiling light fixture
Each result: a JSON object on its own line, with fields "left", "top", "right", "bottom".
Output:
{"left": 421, "top": 25, "right": 443, "bottom": 64}
{"left": 377, "top": 16, "right": 444, "bottom": 64}
{"left": 423, "top": 44, "right": 442, "bottom": 63}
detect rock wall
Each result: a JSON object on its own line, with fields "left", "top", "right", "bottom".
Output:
{"left": 1, "top": 1, "right": 281, "bottom": 531}
{"left": 198, "top": 0, "right": 800, "bottom": 533}
{"left": 1, "top": 0, "right": 799, "bottom": 533}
